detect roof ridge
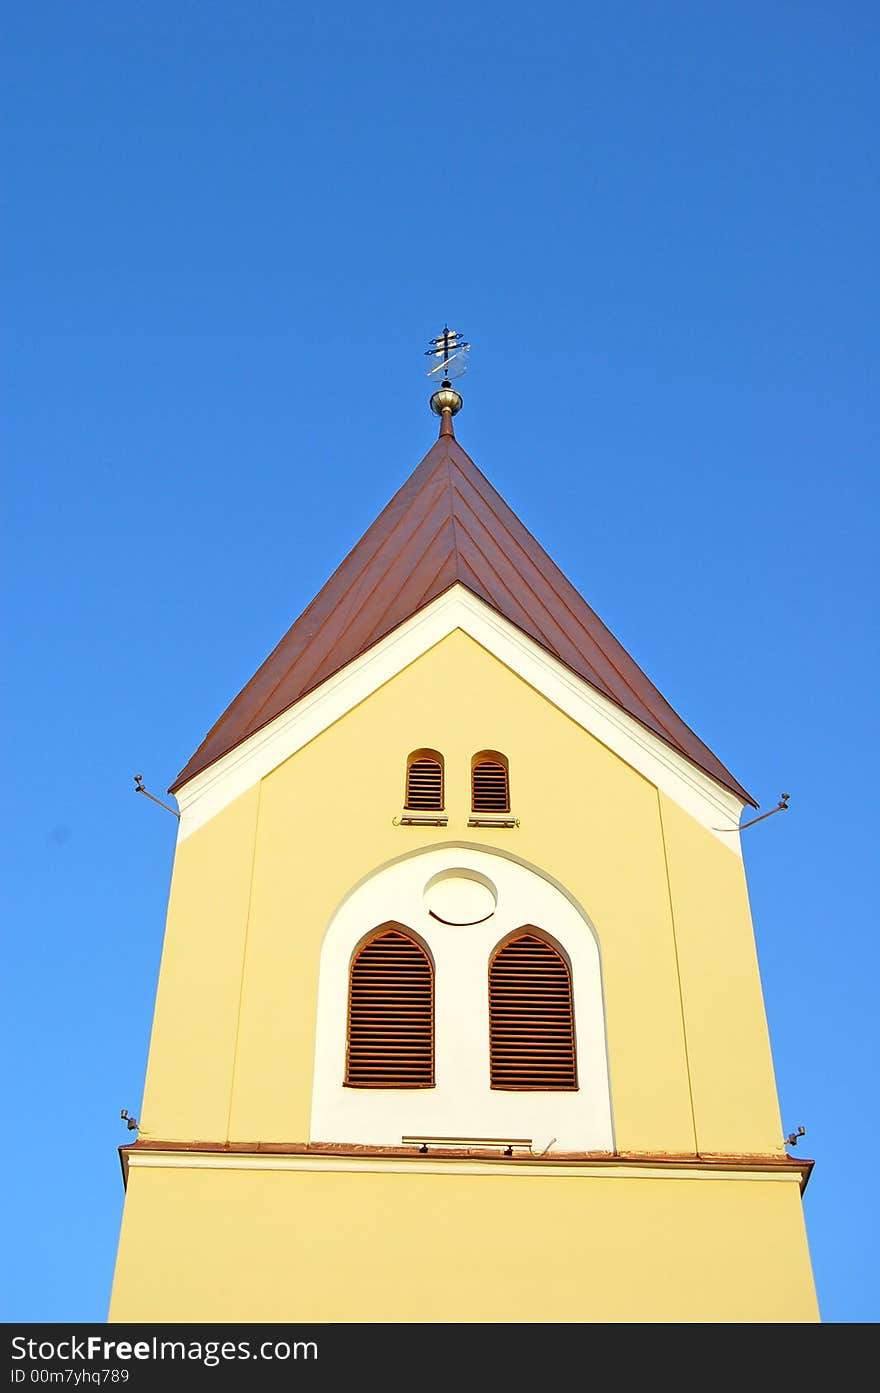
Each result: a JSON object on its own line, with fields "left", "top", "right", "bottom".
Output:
{"left": 444, "top": 442, "right": 465, "bottom": 579}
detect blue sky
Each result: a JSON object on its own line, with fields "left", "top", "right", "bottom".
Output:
{"left": 2, "top": 2, "right": 877, "bottom": 1323}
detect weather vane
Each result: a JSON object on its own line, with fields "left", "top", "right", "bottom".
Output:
{"left": 425, "top": 326, "right": 470, "bottom": 384}
{"left": 425, "top": 326, "right": 470, "bottom": 429}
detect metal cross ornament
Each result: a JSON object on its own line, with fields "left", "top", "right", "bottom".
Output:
{"left": 425, "top": 326, "right": 471, "bottom": 382}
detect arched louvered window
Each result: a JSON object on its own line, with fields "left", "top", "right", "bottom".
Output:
{"left": 405, "top": 749, "right": 444, "bottom": 811}
{"left": 472, "top": 751, "right": 510, "bottom": 813}
{"left": 489, "top": 930, "right": 577, "bottom": 1090}
{"left": 345, "top": 925, "right": 434, "bottom": 1088}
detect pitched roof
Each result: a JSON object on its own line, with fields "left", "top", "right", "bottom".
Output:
{"left": 171, "top": 418, "right": 752, "bottom": 803}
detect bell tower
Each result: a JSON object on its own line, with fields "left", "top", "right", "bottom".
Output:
{"left": 110, "top": 335, "right": 818, "bottom": 1322}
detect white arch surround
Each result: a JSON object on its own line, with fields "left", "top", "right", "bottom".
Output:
{"left": 310, "top": 846, "right": 614, "bottom": 1153}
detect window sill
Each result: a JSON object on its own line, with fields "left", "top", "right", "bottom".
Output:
{"left": 489, "top": 1084, "right": 579, "bottom": 1092}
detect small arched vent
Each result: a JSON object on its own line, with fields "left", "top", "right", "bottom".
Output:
{"left": 405, "top": 750, "right": 444, "bottom": 810}
{"left": 489, "top": 931, "right": 577, "bottom": 1090}
{"left": 472, "top": 753, "right": 510, "bottom": 813}
{"left": 345, "top": 926, "right": 434, "bottom": 1088}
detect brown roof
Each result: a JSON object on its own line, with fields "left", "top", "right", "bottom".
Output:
{"left": 171, "top": 417, "right": 753, "bottom": 803}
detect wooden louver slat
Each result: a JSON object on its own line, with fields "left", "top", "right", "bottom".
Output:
{"left": 405, "top": 755, "right": 444, "bottom": 810}
{"left": 489, "top": 932, "right": 577, "bottom": 1089}
{"left": 472, "top": 758, "right": 510, "bottom": 813}
{"left": 346, "top": 927, "right": 434, "bottom": 1088}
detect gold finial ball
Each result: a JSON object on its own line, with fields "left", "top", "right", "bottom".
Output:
{"left": 430, "top": 384, "right": 463, "bottom": 417}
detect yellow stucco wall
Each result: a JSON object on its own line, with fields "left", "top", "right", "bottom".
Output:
{"left": 138, "top": 629, "right": 782, "bottom": 1157}
{"left": 659, "top": 794, "right": 783, "bottom": 1153}
{"left": 139, "top": 784, "right": 260, "bottom": 1141}
{"left": 110, "top": 1164, "right": 818, "bottom": 1323}
{"left": 118, "top": 628, "right": 816, "bottom": 1321}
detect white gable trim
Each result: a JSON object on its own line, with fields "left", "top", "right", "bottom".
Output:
{"left": 174, "top": 585, "right": 746, "bottom": 851}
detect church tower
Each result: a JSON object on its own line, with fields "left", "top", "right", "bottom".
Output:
{"left": 111, "top": 339, "right": 818, "bottom": 1322}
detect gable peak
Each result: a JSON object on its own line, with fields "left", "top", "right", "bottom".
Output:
{"left": 171, "top": 420, "right": 751, "bottom": 806}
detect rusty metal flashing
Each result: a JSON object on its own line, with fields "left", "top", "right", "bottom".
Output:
{"left": 119, "top": 1140, "right": 812, "bottom": 1193}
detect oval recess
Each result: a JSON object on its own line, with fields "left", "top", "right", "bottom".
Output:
{"left": 424, "top": 869, "right": 498, "bottom": 926}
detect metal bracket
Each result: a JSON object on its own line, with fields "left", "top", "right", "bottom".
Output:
{"left": 714, "top": 792, "right": 789, "bottom": 834}
{"left": 134, "top": 774, "right": 180, "bottom": 819}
